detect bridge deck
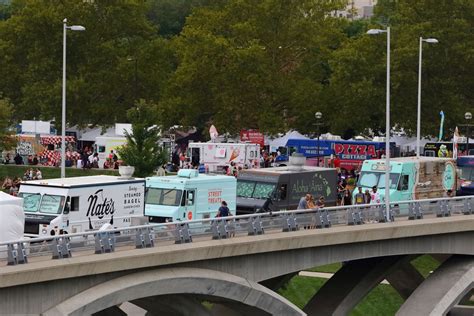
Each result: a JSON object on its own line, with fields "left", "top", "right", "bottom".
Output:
{"left": 1, "top": 214, "right": 473, "bottom": 288}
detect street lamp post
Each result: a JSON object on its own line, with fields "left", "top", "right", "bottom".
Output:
{"left": 61, "top": 18, "right": 85, "bottom": 178}
{"left": 416, "top": 37, "right": 438, "bottom": 157}
{"left": 314, "top": 112, "right": 322, "bottom": 166}
{"left": 466, "top": 112, "right": 472, "bottom": 154}
{"left": 367, "top": 26, "right": 391, "bottom": 222}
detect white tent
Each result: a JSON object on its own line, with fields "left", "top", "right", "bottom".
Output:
{"left": 269, "top": 130, "right": 310, "bottom": 149}
{"left": 0, "top": 192, "right": 24, "bottom": 244}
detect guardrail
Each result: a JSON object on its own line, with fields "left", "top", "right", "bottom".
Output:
{"left": 1, "top": 196, "right": 473, "bottom": 266}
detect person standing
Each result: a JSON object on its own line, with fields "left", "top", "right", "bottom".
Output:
{"left": 343, "top": 190, "right": 352, "bottom": 206}
{"left": 364, "top": 189, "right": 371, "bottom": 204}
{"left": 370, "top": 186, "right": 381, "bottom": 204}
{"left": 297, "top": 194, "right": 310, "bottom": 210}
{"left": 35, "top": 169, "right": 42, "bottom": 180}
{"left": 216, "top": 201, "right": 231, "bottom": 217}
{"left": 354, "top": 187, "right": 365, "bottom": 205}
{"left": 307, "top": 195, "right": 316, "bottom": 209}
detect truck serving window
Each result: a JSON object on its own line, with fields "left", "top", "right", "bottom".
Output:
{"left": 460, "top": 166, "right": 474, "bottom": 181}
{"left": 237, "top": 181, "right": 255, "bottom": 198}
{"left": 39, "top": 195, "right": 66, "bottom": 214}
{"left": 253, "top": 183, "right": 276, "bottom": 199}
{"left": 358, "top": 172, "right": 399, "bottom": 190}
{"left": 146, "top": 188, "right": 182, "bottom": 206}
{"left": 237, "top": 181, "right": 276, "bottom": 199}
{"left": 18, "top": 193, "right": 41, "bottom": 212}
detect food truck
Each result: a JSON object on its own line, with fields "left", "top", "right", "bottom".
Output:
{"left": 145, "top": 169, "right": 237, "bottom": 223}
{"left": 275, "top": 138, "right": 396, "bottom": 171}
{"left": 188, "top": 142, "right": 260, "bottom": 173}
{"left": 236, "top": 154, "right": 338, "bottom": 214}
{"left": 356, "top": 157, "right": 457, "bottom": 203}
{"left": 457, "top": 156, "right": 474, "bottom": 196}
{"left": 19, "top": 176, "right": 146, "bottom": 236}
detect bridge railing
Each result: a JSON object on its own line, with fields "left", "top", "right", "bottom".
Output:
{"left": 1, "top": 196, "right": 473, "bottom": 265}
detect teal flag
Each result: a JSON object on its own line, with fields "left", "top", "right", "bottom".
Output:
{"left": 439, "top": 111, "right": 445, "bottom": 140}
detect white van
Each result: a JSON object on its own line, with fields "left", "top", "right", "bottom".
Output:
{"left": 19, "top": 175, "right": 146, "bottom": 236}
{"left": 94, "top": 136, "right": 127, "bottom": 168}
{"left": 188, "top": 142, "right": 260, "bottom": 173}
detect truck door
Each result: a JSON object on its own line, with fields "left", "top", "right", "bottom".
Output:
{"left": 397, "top": 174, "right": 411, "bottom": 201}
{"left": 276, "top": 184, "right": 288, "bottom": 211}
{"left": 181, "top": 190, "right": 196, "bottom": 221}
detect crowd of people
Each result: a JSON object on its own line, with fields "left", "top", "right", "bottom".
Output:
{"left": 1, "top": 168, "right": 43, "bottom": 196}
{"left": 1, "top": 177, "right": 22, "bottom": 196}
{"left": 22, "top": 168, "right": 42, "bottom": 181}
{"left": 79, "top": 148, "right": 119, "bottom": 169}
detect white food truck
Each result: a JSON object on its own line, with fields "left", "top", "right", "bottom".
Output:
{"left": 188, "top": 142, "right": 260, "bottom": 173}
{"left": 19, "top": 176, "right": 146, "bottom": 236}
{"left": 145, "top": 169, "right": 236, "bottom": 223}
{"left": 94, "top": 136, "right": 127, "bottom": 167}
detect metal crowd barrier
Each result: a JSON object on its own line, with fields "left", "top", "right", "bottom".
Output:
{"left": 1, "top": 196, "right": 473, "bottom": 266}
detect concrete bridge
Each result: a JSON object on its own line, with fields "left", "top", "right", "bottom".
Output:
{"left": 0, "top": 197, "right": 473, "bottom": 315}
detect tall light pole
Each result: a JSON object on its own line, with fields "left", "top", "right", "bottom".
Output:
{"left": 314, "top": 112, "right": 323, "bottom": 166}
{"left": 466, "top": 112, "right": 472, "bottom": 154}
{"left": 367, "top": 27, "right": 391, "bottom": 222}
{"left": 416, "top": 37, "right": 438, "bottom": 157}
{"left": 61, "top": 19, "right": 85, "bottom": 178}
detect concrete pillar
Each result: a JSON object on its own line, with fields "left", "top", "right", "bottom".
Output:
{"left": 448, "top": 305, "right": 474, "bottom": 316}
{"left": 386, "top": 260, "right": 424, "bottom": 299}
{"left": 93, "top": 305, "right": 127, "bottom": 316}
{"left": 397, "top": 255, "right": 474, "bottom": 316}
{"left": 303, "top": 255, "right": 406, "bottom": 316}
{"left": 260, "top": 273, "right": 297, "bottom": 291}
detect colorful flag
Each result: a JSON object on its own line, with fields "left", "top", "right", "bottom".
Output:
{"left": 438, "top": 111, "right": 445, "bottom": 141}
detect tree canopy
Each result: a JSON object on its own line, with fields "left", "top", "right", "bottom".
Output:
{"left": 0, "top": 0, "right": 472, "bottom": 139}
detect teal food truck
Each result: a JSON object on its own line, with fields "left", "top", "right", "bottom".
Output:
{"left": 145, "top": 170, "right": 236, "bottom": 223}
{"left": 356, "top": 157, "right": 457, "bottom": 204}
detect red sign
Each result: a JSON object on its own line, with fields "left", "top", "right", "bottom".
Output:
{"left": 240, "top": 129, "right": 264, "bottom": 147}
{"left": 334, "top": 143, "right": 377, "bottom": 160}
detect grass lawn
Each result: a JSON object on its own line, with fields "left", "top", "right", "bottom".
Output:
{"left": 281, "top": 255, "right": 442, "bottom": 315}
{"left": 279, "top": 276, "right": 404, "bottom": 315}
{"left": 0, "top": 165, "right": 118, "bottom": 181}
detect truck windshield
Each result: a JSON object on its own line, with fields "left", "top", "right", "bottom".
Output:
{"left": 460, "top": 166, "right": 474, "bottom": 181}
{"left": 18, "top": 193, "right": 41, "bottom": 212}
{"left": 146, "top": 188, "right": 182, "bottom": 206}
{"left": 358, "top": 172, "right": 399, "bottom": 190}
{"left": 237, "top": 181, "right": 276, "bottom": 199}
{"left": 39, "top": 194, "right": 66, "bottom": 214}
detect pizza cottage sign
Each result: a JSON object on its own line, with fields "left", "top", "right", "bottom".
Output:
{"left": 334, "top": 143, "right": 378, "bottom": 160}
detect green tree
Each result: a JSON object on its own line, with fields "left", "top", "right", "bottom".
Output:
{"left": 146, "top": 0, "right": 220, "bottom": 38}
{"left": 328, "top": 0, "right": 474, "bottom": 137}
{"left": 117, "top": 100, "right": 167, "bottom": 178}
{"left": 0, "top": 98, "right": 16, "bottom": 151}
{"left": 159, "top": 0, "right": 347, "bottom": 136}
{"left": 0, "top": 0, "right": 174, "bottom": 127}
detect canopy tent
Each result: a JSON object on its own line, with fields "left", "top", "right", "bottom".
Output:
{"left": 269, "top": 130, "right": 310, "bottom": 149}
{"left": 0, "top": 192, "right": 24, "bottom": 248}
{"left": 78, "top": 127, "right": 116, "bottom": 142}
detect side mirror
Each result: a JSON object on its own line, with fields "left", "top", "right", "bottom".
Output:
{"left": 63, "top": 202, "right": 71, "bottom": 214}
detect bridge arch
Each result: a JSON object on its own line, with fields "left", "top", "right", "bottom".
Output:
{"left": 43, "top": 267, "right": 305, "bottom": 316}
{"left": 397, "top": 255, "right": 474, "bottom": 315}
